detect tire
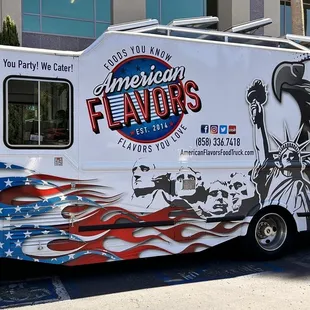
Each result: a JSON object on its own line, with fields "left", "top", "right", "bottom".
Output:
{"left": 243, "top": 208, "right": 296, "bottom": 260}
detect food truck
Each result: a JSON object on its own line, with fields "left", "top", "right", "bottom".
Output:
{"left": 0, "top": 16, "right": 310, "bottom": 266}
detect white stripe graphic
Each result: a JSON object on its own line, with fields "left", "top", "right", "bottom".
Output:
{"left": 106, "top": 86, "right": 182, "bottom": 125}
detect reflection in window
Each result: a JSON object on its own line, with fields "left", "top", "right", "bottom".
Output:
{"left": 7, "top": 79, "right": 71, "bottom": 148}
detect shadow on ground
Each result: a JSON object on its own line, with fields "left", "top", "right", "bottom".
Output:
{"left": 1, "top": 232, "right": 310, "bottom": 304}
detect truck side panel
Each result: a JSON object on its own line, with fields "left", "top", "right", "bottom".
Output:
{"left": 1, "top": 29, "right": 310, "bottom": 265}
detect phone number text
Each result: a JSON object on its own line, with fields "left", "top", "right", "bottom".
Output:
{"left": 196, "top": 137, "right": 241, "bottom": 147}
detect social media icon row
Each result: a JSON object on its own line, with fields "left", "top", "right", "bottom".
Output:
{"left": 201, "top": 125, "right": 236, "bottom": 134}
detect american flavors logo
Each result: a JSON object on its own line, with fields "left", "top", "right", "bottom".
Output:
{"left": 87, "top": 46, "right": 202, "bottom": 153}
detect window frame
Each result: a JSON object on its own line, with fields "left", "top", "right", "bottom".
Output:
{"left": 22, "top": 0, "right": 112, "bottom": 39}
{"left": 146, "top": 0, "right": 208, "bottom": 24}
{"left": 4, "top": 75, "right": 74, "bottom": 150}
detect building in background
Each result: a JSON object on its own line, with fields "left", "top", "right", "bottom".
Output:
{"left": 281, "top": 0, "right": 310, "bottom": 36}
{"left": 0, "top": 0, "right": 304, "bottom": 51}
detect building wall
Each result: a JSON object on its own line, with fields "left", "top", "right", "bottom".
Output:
{"left": 264, "top": 0, "right": 281, "bottom": 37}
{"left": 0, "top": 0, "right": 286, "bottom": 51}
{"left": 113, "top": 0, "right": 145, "bottom": 24}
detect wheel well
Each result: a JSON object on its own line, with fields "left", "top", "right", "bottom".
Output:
{"left": 252, "top": 205, "right": 297, "bottom": 233}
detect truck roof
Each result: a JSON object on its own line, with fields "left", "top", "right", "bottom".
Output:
{"left": 1, "top": 16, "right": 310, "bottom": 55}
{"left": 111, "top": 17, "right": 308, "bottom": 53}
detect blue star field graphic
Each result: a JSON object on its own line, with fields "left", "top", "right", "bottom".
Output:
{"left": 105, "top": 56, "right": 184, "bottom": 142}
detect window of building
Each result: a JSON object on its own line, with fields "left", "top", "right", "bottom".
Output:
{"left": 5, "top": 78, "right": 72, "bottom": 148}
{"left": 146, "top": 0, "right": 208, "bottom": 25}
{"left": 22, "top": 0, "right": 111, "bottom": 38}
{"left": 281, "top": 0, "right": 310, "bottom": 36}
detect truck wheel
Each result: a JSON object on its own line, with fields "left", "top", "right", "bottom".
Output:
{"left": 244, "top": 210, "right": 295, "bottom": 260}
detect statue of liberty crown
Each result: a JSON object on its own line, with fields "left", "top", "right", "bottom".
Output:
{"left": 271, "top": 124, "right": 310, "bottom": 158}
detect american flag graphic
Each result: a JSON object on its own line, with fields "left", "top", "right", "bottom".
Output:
{"left": 0, "top": 161, "right": 248, "bottom": 266}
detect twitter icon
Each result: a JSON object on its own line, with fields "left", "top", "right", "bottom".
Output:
{"left": 219, "top": 125, "right": 227, "bottom": 134}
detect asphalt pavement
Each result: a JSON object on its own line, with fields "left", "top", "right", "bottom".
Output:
{"left": 1, "top": 233, "right": 310, "bottom": 309}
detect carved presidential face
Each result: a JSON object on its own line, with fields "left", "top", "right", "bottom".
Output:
{"left": 132, "top": 159, "right": 156, "bottom": 191}
{"left": 174, "top": 168, "right": 203, "bottom": 197}
{"left": 204, "top": 181, "right": 231, "bottom": 216}
{"left": 229, "top": 173, "right": 253, "bottom": 211}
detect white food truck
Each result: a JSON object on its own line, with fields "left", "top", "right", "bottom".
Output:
{"left": 0, "top": 16, "right": 310, "bottom": 266}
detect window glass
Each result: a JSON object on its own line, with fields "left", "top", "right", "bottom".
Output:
{"left": 96, "top": 0, "right": 111, "bottom": 22}
{"left": 23, "top": 0, "right": 40, "bottom": 14}
{"left": 22, "top": 0, "right": 112, "bottom": 38}
{"left": 8, "top": 80, "right": 38, "bottom": 146}
{"left": 285, "top": 2, "right": 292, "bottom": 34}
{"left": 280, "top": 2, "right": 285, "bottom": 36}
{"left": 42, "top": 0, "right": 94, "bottom": 20}
{"left": 161, "top": 0, "right": 205, "bottom": 24}
{"left": 40, "top": 82, "right": 70, "bottom": 146}
{"left": 7, "top": 79, "right": 71, "bottom": 148}
{"left": 23, "top": 15, "right": 40, "bottom": 32}
{"left": 42, "top": 17, "right": 94, "bottom": 37}
{"left": 146, "top": 0, "right": 161, "bottom": 21}
{"left": 305, "top": 4, "right": 310, "bottom": 35}
{"left": 96, "top": 23, "right": 109, "bottom": 38}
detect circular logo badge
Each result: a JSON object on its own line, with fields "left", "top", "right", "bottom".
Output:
{"left": 106, "top": 56, "right": 184, "bottom": 143}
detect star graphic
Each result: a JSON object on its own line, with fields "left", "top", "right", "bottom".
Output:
{"left": 68, "top": 254, "right": 75, "bottom": 260}
{"left": 33, "top": 204, "right": 40, "bottom": 211}
{"left": 15, "top": 206, "right": 21, "bottom": 213}
{"left": 60, "top": 196, "right": 67, "bottom": 201}
{"left": 77, "top": 196, "right": 83, "bottom": 201}
{"left": 24, "top": 178, "right": 30, "bottom": 185}
{"left": 130, "top": 131, "right": 135, "bottom": 136}
{"left": 4, "top": 179, "right": 12, "bottom": 187}
{"left": 5, "top": 163, "right": 11, "bottom": 169}
{"left": 5, "top": 216, "right": 11, "bottom": 221}
{"left": 24, "top": 230, "right": 32, "bottom": 238}
{"left": 33, "top": 258, "right": 39, "bottom": 262}
{"left": 0, "top": 208, "right": 2, "bottom": 214}
{"left": 170, "top": 122, "right": 174, "bottom": 127}
{"left": 5, "top": 232, "right": 13, "bottom": 239}
{"left": 5, "top": 249, "right": 13, "bottom": 257}
{"left": 42, "top": 230, "right": 49, "bottom": 235}
{"left": 0, "top": 242, "right": 3, "bottom": 248}
{"left": 15, "top": 240, "right": 22, "bottom": 247}
{"left": 24, "top": 213, "right": 31, "bottom": 219}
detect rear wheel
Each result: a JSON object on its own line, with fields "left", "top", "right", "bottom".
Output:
{"left": 244, "top": 209, "right": 296, "bottom": 259}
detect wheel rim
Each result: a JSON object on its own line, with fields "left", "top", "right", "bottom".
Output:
{"left": 254, "top": 213, "right": 287, "bottom": 252}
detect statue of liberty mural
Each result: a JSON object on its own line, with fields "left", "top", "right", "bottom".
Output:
{"left": 247, "top": 79, "right": 310, "bottom": 214}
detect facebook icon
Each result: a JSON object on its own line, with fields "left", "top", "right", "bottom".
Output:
{"left": 201, "top": 125, "right": 209, "bottom": 134}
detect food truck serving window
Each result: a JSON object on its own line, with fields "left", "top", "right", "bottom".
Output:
{"left": 4, "top": 77, "right": 73, "bottom": 149}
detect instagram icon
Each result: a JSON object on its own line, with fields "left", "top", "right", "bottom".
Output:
{"left": 210, "top": 125, "right": 218, "bottom": 134}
